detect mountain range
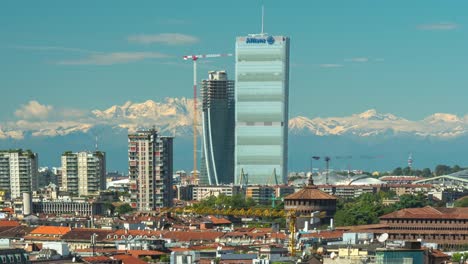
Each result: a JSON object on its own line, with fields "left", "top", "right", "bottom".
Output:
{"left": 1, "top": 98, "right": 468, "bottom": 172}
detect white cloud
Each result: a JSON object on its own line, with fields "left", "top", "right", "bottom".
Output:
{"left": 57, "top": 52, "right": 169, "bottom": 65}
{"left": 15, "top": 101, "right": 53, "bottom": 120}
{"left": 346, "top": 57, "right": 369, "bottom": 63}
{"left": 319, "top": 64, "right": 344, "bottom": 68}
{"left": 14, "top": 45, "right": 96, "bottom": 53}
{"left": 128, "top": 33, "right": 199, "bottom": 45}
{"left": 417, "top": 22, "right": 459, "bottom": 31}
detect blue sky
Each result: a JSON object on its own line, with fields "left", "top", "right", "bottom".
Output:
{"left": 1, "top": 0, "right": 468, "bottom": 121}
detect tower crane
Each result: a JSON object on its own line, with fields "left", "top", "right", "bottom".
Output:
{"left": 183, "top": 53, "right": 233, "bottom": 184}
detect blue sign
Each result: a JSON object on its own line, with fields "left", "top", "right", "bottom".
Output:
{"left": 246, "top": 36, "right": 275, "bottom": 45}
{"left": 267, "top": 36, "right": 275, "bottom": 45}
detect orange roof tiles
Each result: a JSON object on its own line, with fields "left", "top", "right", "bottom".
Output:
{"left": 163, "top": 231, "right": 223, "bottom": 242}
{"left": 208, "top": 215, "right": 231, "bottom": 225}
{"left": 128, "top": 250, "right": 165, "bottom": 257}
{"left": 29, "top": 226, "right": 71, "bottom": 236}
{"left": 380, "top": 206, "right": 468, "bottom": 220}
{"left": 0, "top": 220, "right": 20, "bottom": 227}
{"left": 336, "top": 223, "right": 389, "bottom": 231}
{"left": 113, "top": 254, "right": 148, "bottom": 264}
{"left": 82, "top": 256, "right": 113, "bottom": 263}
{"left": 301, "top": 230, "right": 344, "bottom": 240}
{"left": 285, "top": 187, "right": 337, "bottom": 200}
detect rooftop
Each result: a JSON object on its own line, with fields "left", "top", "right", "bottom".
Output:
{"left": 380, "top": 206, "right": 468, "bottom": 220}
{"left": 284, "top": 187, "right": 337, "bottom": 200}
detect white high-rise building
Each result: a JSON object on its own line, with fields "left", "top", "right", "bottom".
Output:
{"left": 61, "top": 151, "right": 106, "bottom": 196}
{"left": 234, "top": 34, "right": 290, "bottom": 185}
{"left": 0, "top": 150, "right": 38, "bottom": 199}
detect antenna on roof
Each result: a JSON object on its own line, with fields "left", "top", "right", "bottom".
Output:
{"left": 95, "top": 136, "right": 99, "bottom": 151}
{"left": 261, "top": 5, "right": 265, "bottom": 34}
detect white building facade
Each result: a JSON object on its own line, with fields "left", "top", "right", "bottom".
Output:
{"left": 61, "top": 151, "right": 106, "bottom": 196}
{"left": 0, "top": 150, "right": 38, "bottom": 199}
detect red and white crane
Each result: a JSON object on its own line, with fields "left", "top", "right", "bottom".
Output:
{"left": 183, "top": 53, "right": 233, "bottom": 184}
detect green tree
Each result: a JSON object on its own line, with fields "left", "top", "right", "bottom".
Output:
{"left": 392, "top": 167, "right": 403, "bottom": 176}
{"left": 402, "top": 167, "right": 412, "bottom": 176}
{"left": 421, "top": 168, "right": 432, "bottom": 178}
{"left": 116, "top": 203, "right": 134, "bottom": 215}
{"left": 455, "top": 197, "right": 468, "bottom": 207}
{"left": 435, "top": 164, "right": 451, "bottom": 176}
{"left": 452, "top": 165, "right": 462, "bottom": 173}
{"left": 159, "top": 254, "right": 170, "bottom": 262}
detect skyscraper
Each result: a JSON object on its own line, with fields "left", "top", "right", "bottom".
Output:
{"left": 61, "top": 151, "right": 106, "bottom": 196}
{"left": 0, "top": 150, "right": 38, "bottom": 199}
{"left": 128, "top": 129, "right": 173, "bottom": 211}
{"left": 234, "top": 34, "right": 290, "bottom": 185}
{"left": 200, "top": 71, "right": 235, "bottom": 185}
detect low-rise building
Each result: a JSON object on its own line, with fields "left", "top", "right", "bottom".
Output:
{"left": 192, "top": 185, "right": 241, "bottom": 201}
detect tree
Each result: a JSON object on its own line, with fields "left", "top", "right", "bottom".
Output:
{"left": 116, "top": 203, "right": 134, "bottom": 215}
{"left": 402, "top": 167, "right": 412, "bottom": 176}
{"left": 435, "top": 164, "right": 451, "bottom": 176}
{"left": 392, "top": 167, "right": 403, "bottom": 176}
{"left": 421, "top": 168, "right": 432, "bottom": 178}
{"left": 452, "top": 165, "right": 462, "bottom": 173}
{"left": 454, "top": 197, "right": 468, "bottom": 207}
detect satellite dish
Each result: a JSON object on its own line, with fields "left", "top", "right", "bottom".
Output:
{"left": 378, "top": 233, "right": 389, "bottom": 243}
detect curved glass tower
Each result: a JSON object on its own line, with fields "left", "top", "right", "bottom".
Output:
{"left": 234, "top": 35, "right": 290, "bottom": 185}
{"left": 200, "top": 71, "right": 235, "bottom": 185}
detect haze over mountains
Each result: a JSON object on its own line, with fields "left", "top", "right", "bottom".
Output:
{"left": 1, "top": 98, "right": 468, "bottom": 172}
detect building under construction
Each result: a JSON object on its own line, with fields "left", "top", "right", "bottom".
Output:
{"left": 199, "top": 71, "right": 235, "bottom": 185}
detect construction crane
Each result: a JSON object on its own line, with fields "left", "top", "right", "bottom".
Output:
{"left": 183, "top": 53, "right": 233, "bottom": 184}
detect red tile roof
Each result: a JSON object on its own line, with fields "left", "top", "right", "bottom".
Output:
{"left": 62, "top": 228, "right": 114, "bottom": 242}
{"left": 380, "top": 206, "right": 468, "bottom": 220}
{"left": 0, "top": 220, "right": 20, "bottom": 227}
{"left": 208, "top": 215, "right": 231, "bottom": 225}
{"left": 285, "top": 187, "right": 337, "bottom": 200}
{"left": 112, "top": 254, "right": 147, "bottom": 264}
{"left": 128, "top": 250, "right": 165, "bottom": 257}
{"left": 301, "top": 230, "right": 344, "bottom": 240}
{"left": 336, "top": 224, "right": 389, "bottom": 231}
{"left": 163, "top": 231, "right": 223, "bottom": 242}
{"left": 29, "top": 226, "right": 71, "bottom": 236}
{"left": 82, "top": 256, "right": 113, "bottom": 263}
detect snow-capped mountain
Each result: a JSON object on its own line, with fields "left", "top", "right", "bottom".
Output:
{"left": 1, "top": 98, "right": 468, "bottom": 139}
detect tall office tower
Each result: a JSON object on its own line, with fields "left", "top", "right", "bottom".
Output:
{"left": 199, "top": 71, "right": 235, "bottom": 185}
{"left": 0, "top": 150, "right": 38, "bottom": 199}
{"left": 61, "top": 151, "right": 106, "bottom": 196}
{"left": 128, "top": 129, "right": 173, "bottom": 211}
{"left": 234, "top": 34, "right": 290, "bottom": 185}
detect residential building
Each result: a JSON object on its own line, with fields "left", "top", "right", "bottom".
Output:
{"left": 128, "top": 129, "right": 173, "bottom": 211}
{"left": 0, "top": 150, "right": 38, "bottom": 199}
{"left": 200, "top": 70, "right": 235, "bottom": 185}
{"left": 245, "top": 185, "right": 274, "bottom": 205}
{"left": 192, "top": 185, "right": 241, "bottom": 201}
{"left": 61, "top": 151, "right": 106, "bottom": 196}
{"left": 234, "top": 33, "right": 290, "bottom": 185}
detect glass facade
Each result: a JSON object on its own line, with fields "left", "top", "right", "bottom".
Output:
{"left": 235, "top": 35, "right": 290, "bottom": 185}
{"left": 200, "top": 71, "right": 235, "bottom": 185}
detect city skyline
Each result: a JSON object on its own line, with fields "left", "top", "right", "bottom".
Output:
{"left": 1, "top": 0, "right": 468, "bottom": 125}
